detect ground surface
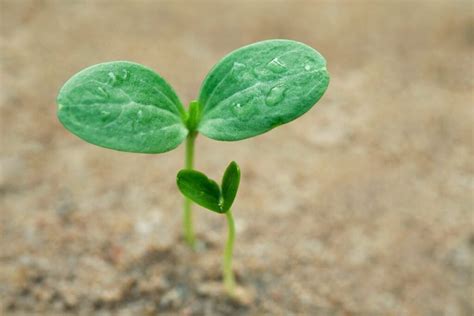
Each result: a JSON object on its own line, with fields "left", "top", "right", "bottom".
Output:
{"left": 0, "top": 1, "right": 473, "bottom": 315}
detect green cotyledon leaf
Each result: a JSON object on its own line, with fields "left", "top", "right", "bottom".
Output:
{"left": 197, "top": 39, "right": 330, "bottom": 141}
{"left": 177, "top": 169, "right": 222, "bottom": 213}
{"left": 57, "top": 61, "right": 187, "bottom": 153}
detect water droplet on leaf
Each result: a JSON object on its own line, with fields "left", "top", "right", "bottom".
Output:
{"left": 100, "top": 110, "right": 112, "bottom": 123}
{"left": 265, "top": 85, "right": 286, "bottom": 106}
{"left": 231, "top": 62, "right": 255, "bottom": 82}
{"left": 232, "top": 103, "right": 246, "bottom": 119}
{"left": 231, "top": 102, "right": 255, "bottom": 121}
{"left": 121, "top": 69, "right": 129, "bottom": 80}
{"left": 267, "top": 58, "right": 287, "bottom": 73}
{"left": 108, "top": 72, "right": 117, "bottom": 85}
{"left": 97, "top": 87, "right": 109, "bottom": 98}
{"left": 231, "top": 102, "right": 242, "bottom": 114}
{"left": 304, "top": 64, "right": 312, "bottom": 71}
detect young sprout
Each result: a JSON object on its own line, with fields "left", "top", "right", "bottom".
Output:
{"left": 176, "top": 161, "right": 241, "bottom": 295}
{"left": 56, "top": 39, "right": 329, "bottom": 248}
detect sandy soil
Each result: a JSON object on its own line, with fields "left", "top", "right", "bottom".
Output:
{"left": 1, "top": 1, "right": 473, "bottom": 315}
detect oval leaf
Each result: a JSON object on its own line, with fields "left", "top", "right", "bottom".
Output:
{"left": 177, "top": 169, "right": 222, "bottom": 213}
{"left": 57, "top": 61, "right": 188, "bottom": 153}
{"left": 198, "top": 39, "right": 330, "bottom": 141}
{"left": 221, "top": 161, "right": 240, "bottom": 212}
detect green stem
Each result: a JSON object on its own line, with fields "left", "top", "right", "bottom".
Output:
{"left": 183, "top": 131, "right": 197, "bottom": 248}
{"left": 224, "top": 209, "right": 236, "bottom": 295}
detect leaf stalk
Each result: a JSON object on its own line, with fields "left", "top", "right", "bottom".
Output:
{"left": 183, "top": 130, "right": 197, "bottom": 248}
{"left": 223, "top": 209, "right": 236, "bottom": 295}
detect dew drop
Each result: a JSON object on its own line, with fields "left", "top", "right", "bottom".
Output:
{"left": 230, "top": 62, "right": 246, "bottom": 79}
{"left": 231, "top": 102, "right": 247, "bottom": 120}
{"left": 267, "top": 57, "right": 287, "bottom": 73}
{"left": 231, "top": 102, "right": 242, "bottom": 115}
{"left": 100, "top": 110, "right": 112, "bottom": 122}
{"left": 304, "top": 64, "right": 312, "bottom": 71}
{"left": 233, "top": 62, "right": 246, "bottom": 71}
{"left": 265, "top": 85, "right": 286, "bottom": 106}
{"left": 136, "top": 109, "right": 153, "bottom": 125}
{"left": 97, "top": 87, "right": 109, "bottom": 98}
{"left": 231, "top": 100, "right": 258, "bottom": 121}
{"left": 121, "top": 69, "right": 129, "bottom": 80}
{"left": 231, "top": 62, "right": 255, "bottom": 81}
{"left": 108, "top": 72, "right": 117, "bottom": 84}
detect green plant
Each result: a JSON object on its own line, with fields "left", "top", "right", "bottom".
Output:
{"left": 176, "top": 161, "right": 240, "bottom": 295}
{"left": 56, "top": 39, "right": 329, "bottom": 248}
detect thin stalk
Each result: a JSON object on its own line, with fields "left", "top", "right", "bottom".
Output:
{"left": 224, "top": 209, "right": 236, "bottom": 295}
{"left": 183, "top": 131, "right": 197, "bottom": 248}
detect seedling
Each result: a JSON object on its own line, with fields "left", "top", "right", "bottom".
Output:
{"left": 176, "top": 161, "right": 240, "bottom": 295}
{"left": 56, "top": 39, "right": 329, "bottom": 248}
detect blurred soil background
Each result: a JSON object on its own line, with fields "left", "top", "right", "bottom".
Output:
{"left": 1, "top": 0, "right": 473, "bottom": 315}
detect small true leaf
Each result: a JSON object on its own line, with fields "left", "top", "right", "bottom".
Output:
{"left": 221, "top": 161, "right": 240, "bottom": 212}
{"left": 185, "top": 100, "right": 202, "bottom": 132}
{"left": 198, "top": 39, "right": 330, "bottom": 141}
{"left": 177, "top": 169, "right": 222, "bottom": 213}
{"left": 57, "top": 61, "right": 188, "bottom": 153}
